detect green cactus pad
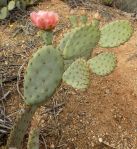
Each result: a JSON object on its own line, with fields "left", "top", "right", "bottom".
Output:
{"left": 58, "top": 31, "right": 73, "bottom": 52}
{"left": 63, "top": 24, "right": 100, "bottom": 59}
{"left": 69, "top": 15, "right": 78, "bottom": 28}
{"left": 102, "top": 0, "right": 113, "bottom": 5}
{"left": 64, "top": 59, "right": 74, "bottom": 70}
{"left": 24, "top": 45, "right": 64, "bottom": 105}
{"left": 99, "top": 20, "right": 133, "bottom": 48}
{"left": 8, "top": 1, "right": 16, "bottom": 10}
{"left": 41, "top": 30, "right": 53, "bottom": 45}
{"left": 80, "top": 15, "right": 88, "bottom": 25}
{"left": 27, "top": 128, "right": 39, "bottom": 149}
{"left": 6, "top": 105, "right": 37, "bottom": 149}
{"left": 88, "top": 52, "right": 116, "bottom": 76}
{"left": 16, "top": 1, "right": 21, "bottom": 9}
{"left": 0, "top": 7, "right": 8, "bottom": 20}
{"left": 63, "top": 59, "right": 90, "bottom": 90}
{"left": 16, "top": 0, "right": 27, "bottom": 10}
{"left": 0, "top": 0, "right": 7, "bottom": 7}
{"left": 63, "top": 50, "right": 91, "bottom": 70}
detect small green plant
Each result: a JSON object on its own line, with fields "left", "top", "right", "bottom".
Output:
{"left": 5, "top": 11, "right": 133, "bottom": 149}
{"left": 0, "top": 0, "right": 41, "bottom": 20}
{"left": 102, "top": 0, "right": 113, "bottom": 6}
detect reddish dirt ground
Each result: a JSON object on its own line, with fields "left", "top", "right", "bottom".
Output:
{"left": 1, "top": 0, "right": 137, "bottom": 149}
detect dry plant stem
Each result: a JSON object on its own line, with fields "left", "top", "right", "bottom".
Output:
{"left": 6, "top": 105, "right": 38, "bottom": 149}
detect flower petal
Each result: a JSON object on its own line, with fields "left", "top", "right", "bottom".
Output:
{"left": 30, "top": 10, "right": 59, "bottom": 30}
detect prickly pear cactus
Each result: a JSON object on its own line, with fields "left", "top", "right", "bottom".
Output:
{"left": 24, "top": 45, "right": 64, "bottom": 105}
{"left": 7, "top": 45, "right": 64, "bottom": 149}
{"left": 0, "top": 0, "right": 16, "bottom": 19}
{"left": 88, "top": 52, "right": 117, "bottom": 76}
{"left": 0, "top": 7, "right": 8, "bottom": 20}
{"left": 63, "top": 59, "right": 90, "bottom": 90}
{"left": 58, "top": 15, "right": 88, "bottom": 53}
{"left": 69, "top": 15, "right": 78, "bottom": 28}
{"left": 27, "top": 127, "right": 39, "bottom": 149}
{"left": 8, "top": 0, "right": 15, "bottom": 10}
{"left": 99, "top": 20, "right": 133, "bottom": 48}
{"left": 63, "top": 52, "right": 91, "bottom": 71}
{"left": 63, "top": 24, "right": 100, "bottom": 59}
{"left": 6, "top": 105, "right": 37, "bottom": 149}
{"left": 16, "top": 0, "right": 27, "bottom": 10}
{"left": 0, "top": 0, "right": 7, "bottom": 7}
{"left": 58, "top": 31, "right": 75, "bottom": 69}
{"left": 6, "top": 13, "right": 134, "bottom": 149}
{"left": 102, "top": 0, "right": 113, "bottom": 5}
{"left": 80, "top": 15, "right": 88, "bottom": 25}
{"left": 41, "top": 30, "right": 53, "bottom": 45}
{"left": 58, "top": 31, "right": 74, "bottom": 52}
{"left": 0, "top": 0, "right": 41, "bottom": 20}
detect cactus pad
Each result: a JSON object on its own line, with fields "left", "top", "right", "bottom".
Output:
{"left": 0, "top": 7, "right": 8, "bottom": 20}
{"left": 27, "top": 128, "right": 39, "bottom": 149}
{"left": 58, "top": 31, "right": 73, "bottom": 52}
{"left": 8, "top": 1, "right": 15, "bottom": 11}
{"left": 6, "top": 105, "right": 37, "bottom": 149}
{"left": 64, "top": 59, "right": 74, "bottom": 70}
{"left": 88, "top": 52, "right": 116, "bottom": 76}
{"left": 69, "top": 15, "right": 78, "bottom": 28}
{"left": 63, "top": 24, "right": 100, "bottom": 59}
{"left": 99, "top": 20, "right": 133, "bottom": 48}
{"left": 102, "top": 0, "right": 113, "bottom": 5}
{"left": 24, "top": 45, "right": 64, "bottom": 105}
{"left": 0, "top": 0, "right": 7, "bottom": 7}
{"left": 80, "top": 15, "right": 88, "bottom": 25}
{"left": 63, "top": 59, "right": 90, "bottom": 90}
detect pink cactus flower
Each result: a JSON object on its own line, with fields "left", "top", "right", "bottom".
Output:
{"left": 30, "top": 11, "right": 59, "bottom": 30}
